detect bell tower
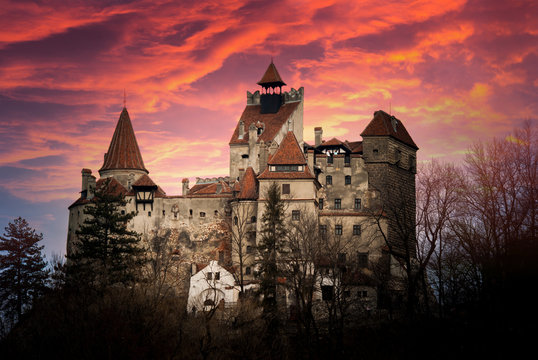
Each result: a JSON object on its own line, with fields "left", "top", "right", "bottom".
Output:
{"left": 257, "top": 60, "right": 286, "bottom": 114}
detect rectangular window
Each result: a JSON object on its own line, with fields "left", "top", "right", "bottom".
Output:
{"left": 282, "top": 184, "right": 290, "bottom": 194}
{"left": 335, "top": 224, "right": 343, "bottom": 235}
{"left": 326, "top": 175, "right": 332, "bottom": 185}
{"left": 354, "top": 198, "right": 361, "bottom": 210}
{"left": 319, "top": 225, "right": 327, "bottom": 238}
{"left": 162, "top": 210, "right": 166, "bottom": 216}
{"left": 215, "top": 272, "right": 220, "bottom": 280}
{"left": 148, "top": 211, "right": 151, "bottom": 217}
{"left": 275, "top": 165, "right": 299, "bottom": 172}
{"left": 200, "top": 212, "right": 206, "bottom": 217}
{"left": 206, "top": 272, "right": 213, "bottom": 280}
{"left": 334, "top": 198, "right": 341, "bottom": 209}
{"left": 358, "top": 290, "right": 368, "bottom": 298}
{"left": 358, "top": 252, "right": 369, "bottom": 268}
{"left": 345, "top": 175, "right": 351, "bottom": 185}
{"left": 319, "top": 198, "right": 324, "bottom": 210}
{"left": 327, "top": 155, "right": 333, "bottom": 164}
{"left": 292, "top": 210, "right": 300, "bottom": 221}
{"left": 344, "top": 154, "right": 350, "bottom": 165}
{"left": 245, "top": 266, "right": 251, "bottom": 275}
{"left": 246, "top": 245, "right": 253, "bottom": 254}
{"left": 353, "top": 224, "right": 362, "bottom": 236}
{"left": 322, "top": 285, "right": 334, "bottom": 301}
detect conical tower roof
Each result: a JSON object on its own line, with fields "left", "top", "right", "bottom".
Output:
{"left": 257, "top": 61, "right": 286, "bottom": 88}
{"left": 99, "top": 108, "right": 148, "bottom": 174}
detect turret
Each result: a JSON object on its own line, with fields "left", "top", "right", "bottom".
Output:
{"left": 182, "top": 178, "right": 190, "bottom": 196}
{"left": 257, "top": 60, "right": 286, "bottom": 114}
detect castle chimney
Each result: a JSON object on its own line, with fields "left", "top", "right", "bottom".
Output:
{"left": 238, "top": 121, "right": 245, "bottom": 139}
{"left": 87, "top": 175, "right": 96, "bottom": 200}
{"left": 182, "top": 178, "right": 189, "bottom": 196}
{"left": 81, "top": 168, "right": 92, "bottom": 199}
{"left": 315, "top": 127, "right": 323, "bottom": 147}
{"left": 259, "top": 140, "right": 268, "bottom": 173}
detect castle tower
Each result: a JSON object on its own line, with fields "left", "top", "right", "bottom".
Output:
{"left": 360, "top": 110, "right": 418, "bottom": 255}
{"left": 99, "top": 107, "right": 148, "bottom": 188}
{"left": 229, "top": 61, "right": 304, "bottom": 180}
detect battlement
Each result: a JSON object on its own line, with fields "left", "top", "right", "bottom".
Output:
{"left": 195, "top": 176, "right": 231, "bottom": 184}
{"left": 246, "top": 87, "right": 304, "bottom": 105}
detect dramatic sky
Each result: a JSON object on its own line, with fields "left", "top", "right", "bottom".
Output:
{"left": 1, "top": 0, "right": 536, "bottom": 257}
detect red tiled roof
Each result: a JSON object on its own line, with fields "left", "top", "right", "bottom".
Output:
{"left": 360, "top": 110, "right": 418, "bottom": 150}
{"left": 346, "top": 140, "right": 363, "bottom": 153}
{"left": 132, "top": 174, "right": 157, "bottom": 187}
{"left": 257, "top": 61, "right": 286, "bottom": 87}
{"left": 96, "top": 177, "right": 128, "bottom": 197}
{"left": 237, "top": 167, "right": 258, "bottom": 200}
{"left": 267, "top": 131, "right": 306, "bottom": 165}
{"left": 188, "top": 180, "right": 232, "bottom": 196}
{"left": 229, "top": 102, "right": 300, "bottom": 145}
{"left": 258, "top": 165, "right": 315, "bottom": 180}
{"left": 99, "top": 108, "right": 148, "bottom": 173}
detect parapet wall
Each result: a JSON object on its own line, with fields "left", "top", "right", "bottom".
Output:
{"left": 247, "top": 87, "right": 304, "bottom": 105}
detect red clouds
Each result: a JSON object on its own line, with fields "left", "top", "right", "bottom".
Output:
{"left": 0, "top": 0, "right": 536, "bottom": 201}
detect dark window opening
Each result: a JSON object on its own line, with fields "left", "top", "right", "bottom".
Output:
{"left": 148, "top": 211, "right": 151, "bottom": 217}
{"left": 246, "top": 266, "right": 251, "bottom": 275}
{"left": 345, "top": 175, "right": 351, "bottom": 185}
{"left": 215, "top": 272, "right": 220, "bottom": 280}
{"left": 319, "top": 198, "right": 324, "bottom": 210}
{"left": 334, "top": 198, "right": 341, "bottom": 209}
{"left": 326, "top": 175, "right": 332, "bottom": 185}
{"left": 275, "top": 165, "right": 299, "bottom": 172}
{"left": 345, "top": 154, "right": 350, "bottom": 165}
{"left": 322, "top": 286, "right": 334, "bottom": 301}
{"left": 121, "top": 210, "right": 125, "bottom": 215}
{"left": 319, "top": 225, "right": 327, "bottom": 238}
{"left": 189, "top": 209, "right": 193, "bottom": 216}
{"left": 200, "top": 212, "right": 206, "bottom": 218}
{"left": 335, "top": 224, "right": 343, "bottom": 235}
{"left": 327, "top": 155, "right": 333, "bottom": 164}
{"left": 358, "top": 252, "right": 369, "bottom": 268}
{"left": 373, "top": 149, "right": 379, "bottom": 155}
{"left": 174, "top": 213, "right": 178, "bottom": 219}
{"left": 246, "top": 246, "right": 253, "bottom": 254}
{"left": 206, "top": 272, "right": 213, "bottom": 280}
{"left": 282, "top": 184, "right": 290, "bottom": 194}
{"left": 162, "top": 210, "right": 166, "bottom": 216}
{"left": 358, "top": 290, "right": 368, "bottom": 298}
{"left": 292, "top": 210, "right": 300, "bottom": 221}
{"left": 251, "top": 216, "right": 257, "bottom": 223}
{"left": 354, "top": 198, "right": 361, "bottom": 210}
{"left": 234, "top": 216, "right": 238, "bottom": 225}
{"left": 353, "top": 225, "right": 362, "bottom": 236}
{"left": 241, "top": 154, "right": 249, "bottom": 159}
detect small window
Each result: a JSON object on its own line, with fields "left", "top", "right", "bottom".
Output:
{"left": 327, "top": 155, "right": 333, "bottom": 164}
{"left": 358, "top": 290, "right": 368, "bottom": 298}
{"left": 200, "top": 212, "right": 206, "bottom": 218}
{"left": 246, "top": 245, "right": 253, "bottom": 254}
{"left": 334, "top": 198, "right": 341, "bottom": 209}
{"left": 335, "top": 224, "right": 343, "bottom": 236}
{"left": 214, "top": 210, "right": 218, "bottom": 216}
{"left": 207, "top": 272, "right": 213, "bottom": 280}
{"left": 354, "top": 198, "right": 361, "bottom": 210}
{"left": 292, "top": 210, "right": 300, "bottom": 221}
{"left": 148, "top": 211, "right": 151, "bottom": 217}
{"left": 121, "top": 210, "right": 125, "bottom": 215}
{"left": 322, "top": 286, "right": 334, "bottom": 301}
{"left": 215, "top": 272, "right": 220, "bottom": 280}
{"left": 189, "top": 209, "right": 193, "bottom": 216}
{"left": 326, "top": 175, "right": 332, "bottom": 185}
{"left": 353, "top": 225, "right": 362, "bottom": 236}
{"left": 245, "top": 266, "right": 251, "bottom": 275}
{"left": 234, "top": 216, "right": 238, "bottom": 225}
{"left": 251, "top": 216, "right": 257, "bottom": 223}
{"left": 373, "top": 149, "right": 379, "bottom": 155}
{"left": 319, "top": 225, "right": 327, "bottom": 238}
{"left": 282, "top": 184, "right": 290, "bottom": 194}
{"left": 319, "top": 198, "right": 324, "bottom": 210}
{"left": 344, "top": 154, "right": 350, "bottom": 165}
{"left": 345, "top": 175, "right": 351, "bottom": 185}
{"left": 358, "top": 252, "right": 369, "bottom": 268}
{"left": 241, "top": 154, "right": 249, "bottom": 159}
{"left": 162, "top": 210, "right": 166, "bottom": 216}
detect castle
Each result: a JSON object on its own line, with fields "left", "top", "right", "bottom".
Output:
{"left": 67, "top": 61, "right": 418, "bottom": 311}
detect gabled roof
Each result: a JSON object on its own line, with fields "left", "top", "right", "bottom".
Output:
{"left": 99, "top": 107, "right": 148, "bottom": 173}
{"left": 229, "top": 102, "right": 300, "bottom": 145}
{"left": 345, "top": 140, "right": 363, "bottom": 154}
{"left": 257, "top": 61, "right": 286, "bottom": 87}
{"left": 267, "top": 131, "right": 306, "bottom": 165}
{"left": 237, "top": 167, "right": 258, "bottom": 200}
{"left": 68, "top": 177, "right": 128, "bottom": 209}
{"left": 188, "top": 180, "right": 232, "bottom": 196}
{"left": 132, "top": 174, "right": 157, "bottom": 188}
{"left": 257, "top": 166, "right": 315, "bottom": 180}
{"left": 360, "top": 110, "right": 418, "bottom": 150}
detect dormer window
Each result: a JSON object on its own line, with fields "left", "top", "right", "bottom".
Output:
{"left": 273, "top": 165, "right": 302, "bottom": 172}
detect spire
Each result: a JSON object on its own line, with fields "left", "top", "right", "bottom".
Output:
{"left": 99, "top": 108, "right": 148, "bottom": 174}
{"left": 257, "top": 60, "right": 286, "bottom": 88}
